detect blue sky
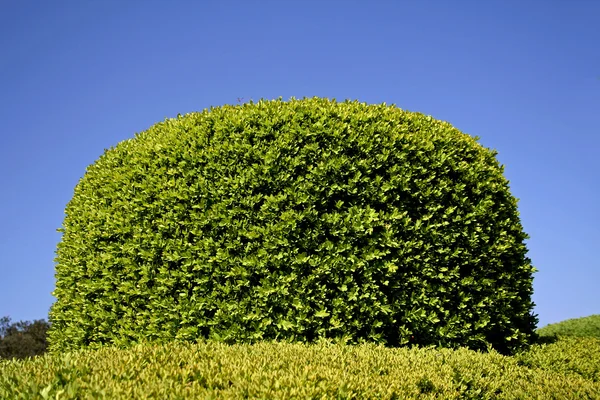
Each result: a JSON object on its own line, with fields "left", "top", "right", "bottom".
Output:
{"left": 1, "top": 1, "right": 598, "bottom": 330}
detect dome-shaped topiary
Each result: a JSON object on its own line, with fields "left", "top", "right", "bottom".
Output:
{"left": 48, "top": 97, "right": 538, "bottom": 355}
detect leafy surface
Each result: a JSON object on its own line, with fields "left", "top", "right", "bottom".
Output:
{"left": 49, "top": 97, "right": 537, "bottom": 356}
{"left": 2, "top": 336, "right": 598, "bottom": 399}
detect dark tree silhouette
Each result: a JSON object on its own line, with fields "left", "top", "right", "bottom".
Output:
{"left": 0, "top": 316, "right": 50, "bottom": 360}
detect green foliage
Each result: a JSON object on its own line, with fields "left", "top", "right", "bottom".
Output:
{"left": 2, "top": 337, "right": 599, "bottom": 399}
{"left": 514, "top": 335, "right": 600, "bottom": 383}
{"left": 0, "top": 316, "right": 49, "bottom": 360}
{"left": 48, "top": 97, "right": 538, "bottom": 355}
{"left": 537, "top": 314, "right": 600, "bottom": 340}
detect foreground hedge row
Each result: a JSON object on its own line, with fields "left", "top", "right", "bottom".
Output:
{"left": 1, "top": 335, "right": 598, "bottom": 399}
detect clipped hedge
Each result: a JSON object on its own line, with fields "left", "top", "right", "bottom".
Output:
{"left": 49, "top": 97, "right": 537, "bottom": 355}
{"left": 2, "top": 338, "right": 599, "bottom": 399}
{"left": 537, "top": 314, "right": 600, "bottom": 340}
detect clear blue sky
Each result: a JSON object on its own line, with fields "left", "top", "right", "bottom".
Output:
{"left": 1, "top": 1, "right": 598, "bottom": 330}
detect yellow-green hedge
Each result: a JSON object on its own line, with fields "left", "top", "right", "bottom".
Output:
{"left": 50, "top": 97, "right": 537, "bottom": 356}
{"left": 2, "top": 336, "right": 598, "bottom": 399}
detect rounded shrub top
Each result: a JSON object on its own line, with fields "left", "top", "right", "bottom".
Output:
{"left": 49, "top": 97, "right": 538, "bottom": 355}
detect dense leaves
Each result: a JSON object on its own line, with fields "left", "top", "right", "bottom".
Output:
{"left": 537, "top": 314, "right": 600, "bottom": 340}
{"left": 48, "top": 97, "right": 538, "bottom": 355}
{"left": 2, "top": 335, "right": 599, "bottom": 399}
{"left": 0, "top": 316, "right": 49, "bottom": 360}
